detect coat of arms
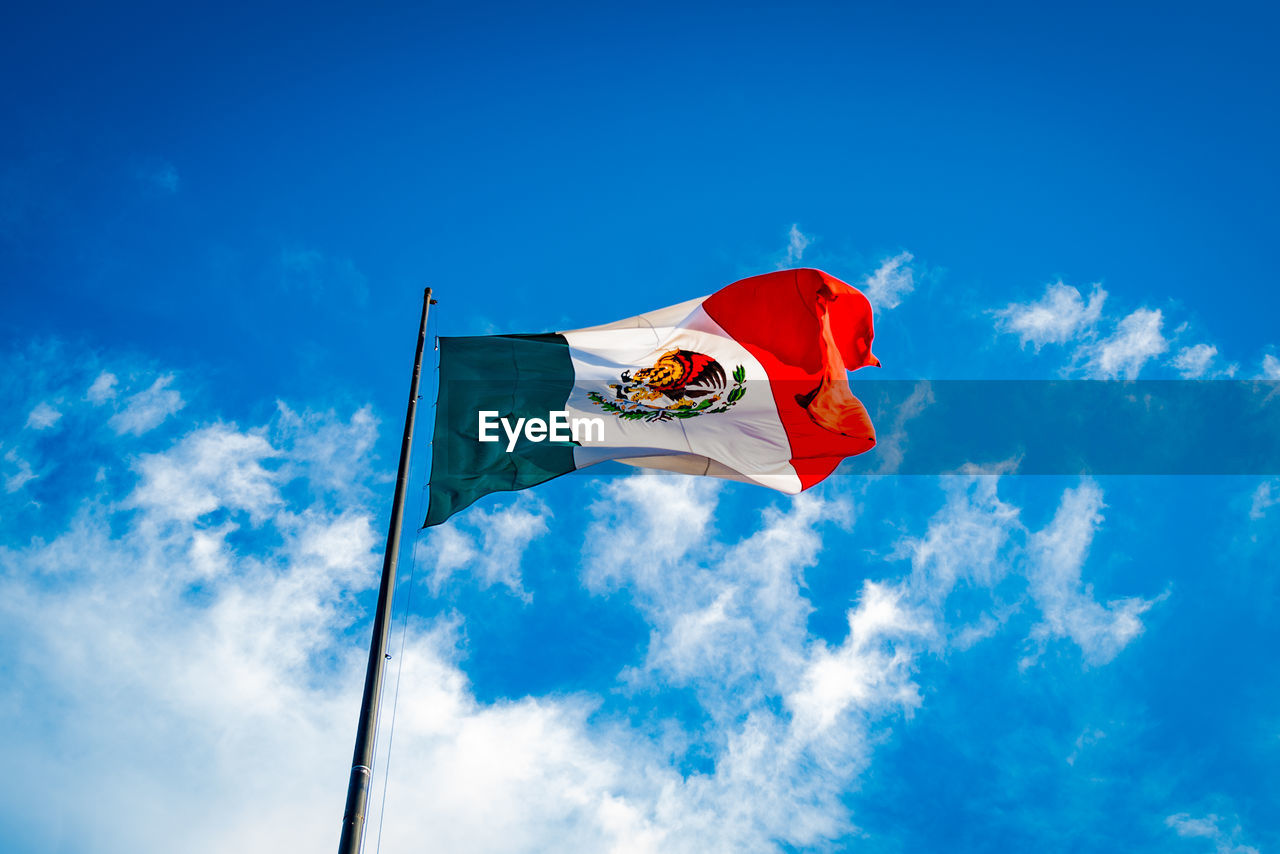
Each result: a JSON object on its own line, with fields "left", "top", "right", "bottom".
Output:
{"left": 587, "top": 349, "right": 747, "bottom": 422}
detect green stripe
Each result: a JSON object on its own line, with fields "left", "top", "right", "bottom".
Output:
{"left": 424, "top": 333, "right": 577, "bottom": 527}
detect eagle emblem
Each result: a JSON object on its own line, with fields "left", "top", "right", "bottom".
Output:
{"left": 587, "top": 349, "right": 747, "bottom": 422}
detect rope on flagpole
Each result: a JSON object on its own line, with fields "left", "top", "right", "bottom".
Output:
{"left": 372, "top": 504, "right": 424, "bottom": 854}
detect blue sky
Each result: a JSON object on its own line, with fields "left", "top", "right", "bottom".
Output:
{"left": 2, "top": 2, "right": 1278, "bottom": 852}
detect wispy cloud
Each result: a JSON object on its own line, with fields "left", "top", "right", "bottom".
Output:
{"left": 1065, "top": 726, "right": 1105, "bottom": 766}
{"left": 575, "top": 472, "right": 1156, "bottom": 847}
{"left": 789, "top": 579, "right": 932, "bottom": 737}
{"left": 869, "top": 381, "right": 934, "bottom": 475}
{"left": 893, "top": 476, "right": 1158, "bottom": 666}
{"left": 992, "top": 280, "right": 1252, "bottom": 379}
{"left": 898, "top": 475, "right": 1020, "bottom": 602}
{"left": 109, "top": 374, "right": 184, "bottom": 435}
{"left": 581, "top": 478, "right": 920, "bottom": 848}
{"left": 4, "top": 412, "right": 901, "bottom": 853}
{"left": 25, "top": 401, "right": 61, "bottom": 430}
{"left": 1248, "top": 480, "right": 1280, "bottom": 520}
{"left": 770, "top": 228, "right": 918, "bottom": 311}
{"left": 1261, "top": 353, "right": 1280, "bottom": 380}
{"left": 1081, "top": 307, "right": 1168, "bottom": 379}
{"left": 779, "top": 223, "right": 812, "bottom": 268}
{"left": 1172, "top": 343, "right": 1222, "bottom": 378}
{"left": 2, "top": 447, "right": 37, "bottom": 493}
{"left": 861, "top": 251, "right": 916, "bottom": 311}
{"left": 426, "top": 494, "right": 550, "bottom": 599}
{"left": 0, "top": 346, "right": 1175, "bottom": 854}
{"left": 0, "top": 397, "right": 382, "bottom": 854}
{"left": 274, "top": 402, "right": 380, "bottom": 497}
{"left": 1022, "top": 481, "right": 1158, "bottom": 667}
{"left": 128, "top": 424, "right": 282, "bottom": 524}
{"left": 995, "top": 281, "right": 1107, "bottom": 351}
{"left": 1165, "top": 811, "right": 1261, "bottom": 854}
{"left": 86, "top": 370, "right": 119, "bottom": 404}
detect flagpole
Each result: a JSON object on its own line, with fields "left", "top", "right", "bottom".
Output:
{"left": 338, "top": 286, "right": 435, "bottom": 854}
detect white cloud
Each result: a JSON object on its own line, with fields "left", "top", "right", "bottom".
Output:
{"left": 1082, "top": 307, "right": 1168, "bottom": 379}
{"left": 898, "top": 476, "right": 1021, "bottom": 602}
{"left": 1261, "top": 353, "right": 1280, "bottom": 380}
{"left": 870, "top": 381, "right": 934, "bottom": 475}
{"left": 1065, "top": 726, "right": 1105, "bottom": 766}
{"left": 891, "top": 476, "right": 1158, "bottom": 668}
{"left": 861, "top": 251, "right": 915, "bottom": 310}
{"left": 25, "top": 401, "right": 61, "bottom": 430}
{"left": 1171, "top": 343, "right": 1219, "bottom": 379}
{"left": 583, "top": 475, "right": 807, "bottom": 707}
{"left": 0, "top": 405, "right": 384, "bottom": 854}
{"left": 1, "top": 418, "right": 911, "bottom": 854}
{"left": 0, "top": 351, "right": 1175, "bottom": 854}
{"left": 995, "top": 281, "right": 1107, "bottom": 351}
{"left": 86, "top": 370, "right": 119, "bottom": 404}
{"left": 788, "top": 580, "right": 930, "bottom": 738}
{"left": 372, "top": 630, "right": 676, "bottom": 853}
{"left": 1023, "top": 481, "right": 1157, "bottom": 666}
{"left": 1165, "top": 811, "right": 1260, "bottom": 854}
{"left": 779, "top": 224, "right": 811, "bottom": 268}
{"left": 993, "top": 282, "right": 1206, "bottom": 379}
{"left": 1249, "top": 480, "right": 1280, "bottom": 520}
{"left": 769, "top": 232, "right": 917, "bottom": 311}
{"left": 642, "top": 491, "right": 835, "bottom": 699}
{"left": 426, "top": 493, "right": 550, "bottom": 598}
{"left": 573, "top": 473, "right": 1159, "bottom": 848}
{"left": 1168, "top": 813, "right": 1223, "bottom": 839}
{"left": 109, "top": 374, "right": 185, "bottom": 435}
{"left": 274, "top": 402, "right": 379, "bottom": 497}
{"left": 578, "top": 478, "right": 924, "bottom": 847}
{"left": 583, "top": 475, "right": 721, "bottom": 594}
{"left": 128, "top": 424, "right": 282, "bottom": 524}
{"left": 3, "top": 447, "right": 37, "bottom": 493}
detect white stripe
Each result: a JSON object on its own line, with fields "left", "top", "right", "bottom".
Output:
{"left": 560, "top": 302, "right": 802, "bottom": 494}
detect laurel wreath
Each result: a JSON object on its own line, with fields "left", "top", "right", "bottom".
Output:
{"left": 587, "top": 365, "right": 747, "bottom": 423}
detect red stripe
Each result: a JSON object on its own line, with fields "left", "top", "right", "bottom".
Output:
{"left": 701, "top": 268, "right": 879, "bottom": 490}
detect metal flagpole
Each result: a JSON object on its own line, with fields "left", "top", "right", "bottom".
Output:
{"left": 338, "top": 287, "right": 435, "bottom": 854}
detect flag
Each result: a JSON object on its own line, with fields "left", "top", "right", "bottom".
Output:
{"left": 424, "top": 268, "right": 880, "bottom": 526}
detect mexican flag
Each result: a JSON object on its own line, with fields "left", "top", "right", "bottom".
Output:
{"left": 424, "top": 268, "right": 880, "bottom": 527}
